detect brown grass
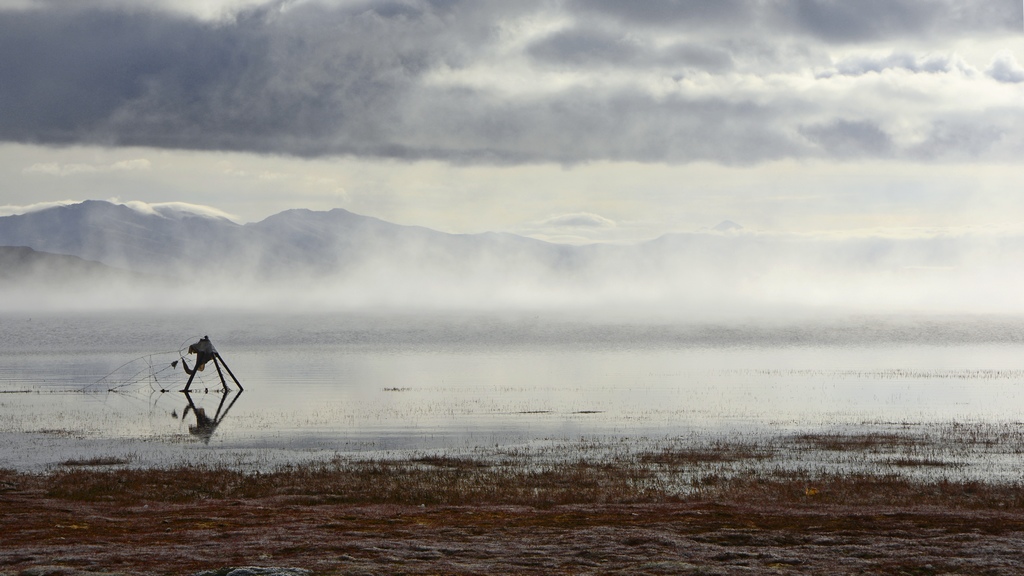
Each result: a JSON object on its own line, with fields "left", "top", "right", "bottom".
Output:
{"left": 884, "top": 457, "right": 955, "bottom": 468}
{"left": 637, "top": 441, "right": 773, "bottom": 465}
{"left": 59, "top": 456, "right": 131, "bottom": 467}
{"left": 2, "top": 453, "right": 1019, "bottom": 511}
{"left": 4, "top": 452, "right": 1024, "bottom": 576}
{"left": 792, "top": 432, "right": 922, "bottom": 452}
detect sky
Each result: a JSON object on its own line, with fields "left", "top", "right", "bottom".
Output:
{"left": 1, "top": 0, "right": 1023, "bottom": 244}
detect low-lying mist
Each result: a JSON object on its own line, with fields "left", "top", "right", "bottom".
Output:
{"left": 4, "top": 228, "right": 1024, "bottom": 320}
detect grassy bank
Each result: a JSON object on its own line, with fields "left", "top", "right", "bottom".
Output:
{"left": 5, "top": 438, "right": 1024, "bottom": 576}
{"left": 6, "top": 445, "right": 1024, "bottom": 510}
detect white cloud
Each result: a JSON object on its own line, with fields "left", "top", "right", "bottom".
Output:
{"left": 23, "top": 158, "right": 151, "bottom": 176}
{"left": 538, "top": 212, "right": 617, "bottom": 229}
{"left": 110, "top": 158, "right": 152, "bottom": 171}
{"left": 818, "top": 52, "right": 976, "bottom": 78}
{"left": 0, "top": 196, "right": 238, "bottom": 222}
{"left": 117, "top": 200, "right": 239, "bottom": 222}
{"left": 0, "top": 199, "right": 75, "bottom": 217}
{"left": 513, "top": 212, "right": 622, "bottom": 244}
{"left": 0, "top": 0, "right": 271, "bottom": 20}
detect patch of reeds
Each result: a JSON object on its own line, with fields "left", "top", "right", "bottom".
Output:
{"left": 10, "top": 455, "right": 1022, "bottom": 511}
{"left": 792, "top": 432, "right": 923, "bottom": 452}
{"left": 707, "top": 470, "right": 1024, "bottom": 509}
{"left": 884, "top": 457, "right": 954, "bottom": 468}
{"left": 413, "top": 455, "right": 492, "bottom": 469}
{"left": 637, "top": 441, "right": 773, "bottom": 465}
{"left": 59, "top": 456, "right": 131, "bottom": 467}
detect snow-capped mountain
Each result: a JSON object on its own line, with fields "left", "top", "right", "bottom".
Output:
{"left": 0, "top": 200, "right": 579, "bottom": 280}
{"left": 0, "top": 200, "right": 241, "bottom": 276}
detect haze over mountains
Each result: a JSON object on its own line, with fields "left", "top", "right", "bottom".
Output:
{"left": 0, "top": 200, "right": 571, "bottom": 279}
{"left": 0, "top": 246, "right": 143, "bottom": 283}
{"left": 2, "top": 200, "right": 1022, "bottom": 315}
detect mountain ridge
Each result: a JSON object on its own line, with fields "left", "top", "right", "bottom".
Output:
{"left": 6, "top": 200, "right": 1024, "bottom": 314}
{"left": 0, "top": 200, "right": 579, "bottom": 280}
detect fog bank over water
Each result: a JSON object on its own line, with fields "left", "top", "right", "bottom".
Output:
{"left": 2, "top": 200, "right": 1023, "bottom": 317}
{"left": 4, "top": 239, "right": 1022, "bottom": 319}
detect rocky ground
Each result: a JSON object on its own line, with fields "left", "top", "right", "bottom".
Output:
{"left": 4, "top": 473, "right": 1024, "bottom": 575}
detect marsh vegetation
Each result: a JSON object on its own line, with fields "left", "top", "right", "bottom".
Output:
{"left": 4, "top": 428, "right": 1024, "bottom": 576}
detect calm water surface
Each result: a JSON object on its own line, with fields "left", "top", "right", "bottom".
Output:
{"left": 2, "top": 312, "right": 1024, "bottom": 472}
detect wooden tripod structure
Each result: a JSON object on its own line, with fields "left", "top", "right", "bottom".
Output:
{"left": 179, "top": 336, "right": 243, "bottom": 392}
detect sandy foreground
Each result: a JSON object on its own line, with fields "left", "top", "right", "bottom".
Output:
{"left": 3, "top": 462, "right": 1024, "bottom": 576}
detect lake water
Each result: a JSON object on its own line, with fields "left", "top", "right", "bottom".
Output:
{"left": 2, "top": 312, "right": 1024, "bottom": 476}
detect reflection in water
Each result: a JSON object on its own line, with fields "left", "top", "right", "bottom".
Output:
{"left": 181, "top": 389, "right": 243, "bottom": 443}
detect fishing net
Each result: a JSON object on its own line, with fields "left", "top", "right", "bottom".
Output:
{"left": 85, "top": 336, "right": 230, "bottom": 395}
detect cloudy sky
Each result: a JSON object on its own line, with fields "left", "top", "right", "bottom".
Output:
{"left": 1, "top": 0, "right": 1022, "bottom": 243}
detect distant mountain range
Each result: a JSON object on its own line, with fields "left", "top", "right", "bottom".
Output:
{"left": 0, "top": 200, "right": 577, "bottom": 280}
{"left": 3, "top": 200, "right": 1023, "bottom": 312}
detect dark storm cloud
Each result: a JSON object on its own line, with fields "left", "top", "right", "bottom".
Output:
{"left": 0, "top": 0, "right": 795, "bottom": 162}
{"left": 527, "top": 28, "right": 643, "bottom": 67}
{"left": 779, "top": 0, "right": 941, "bottom": 42}
{"left": 567, "top": 0, "right": 754, "bottom": 28}
{"left": 573, "top": 0, "right": 1022, "bottom": 41}
{"left": 800, "top": 120, "right": 894, "bottom": 158}
{"left": 394, "top": 86, "right": 811, "bottom": 164}
{"left": 0, "top": 0, "right": 1020, "bottom": 164}
{"left": 661, "top": 44, "right": 734, "bottom": 72}
{"left": 907, "top": 120, "right": 1006, "bottom": 160}
{"left": 0, "top": 7, "right": 236, "bottom": 144}
{"left": 0, "top": 0, "right": 513, "bottom": 154}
